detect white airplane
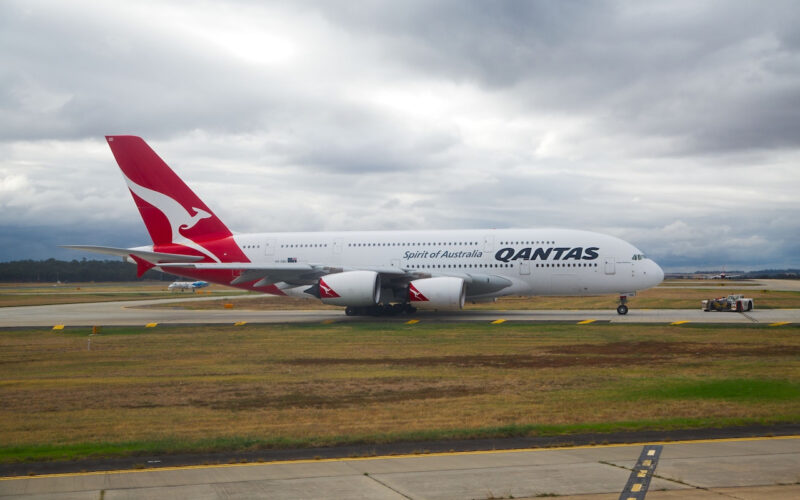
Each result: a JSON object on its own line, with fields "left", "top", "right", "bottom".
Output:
{"left": 168, "top": 280, "right": 209, "bottom": 291}
{"left": 65, "top": 136, "right": 664, "bottom": 315}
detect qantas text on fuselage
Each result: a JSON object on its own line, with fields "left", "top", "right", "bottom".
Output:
{"left": 64, "top": 136, "right": 664, "bottom": 316}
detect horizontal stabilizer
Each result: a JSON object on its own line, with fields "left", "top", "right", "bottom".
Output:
{"left": 61, "top": 245, "right": 205, "bottom": 263}
{"left": 158, "top": 262, "right": 314, "bottom": 271}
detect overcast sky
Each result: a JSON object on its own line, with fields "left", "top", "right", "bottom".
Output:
{"left": 1, "top": 0, "right": 799, "bottom": 271}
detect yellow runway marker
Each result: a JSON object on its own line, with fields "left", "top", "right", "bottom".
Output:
{"left": 145, "top": 322, "right": 158, "bottom": 328}
{"left": 671, "top": 320, "right": 689, "bottom": 325}
{"left": 406, "top": 319, "right": 419, "bottom": 325}
{"left": 491, "top": 319, "right": 506, "bottom": 324}
{"left": 770, "top": 322, "right": 790, "bottom": 327}
{"left": 577, "top": 319, "right": 596, "bottom": 325}
{"left": 52, "top": 325, "right": 64, "bottom": 330}
{"left": 234, "top": 321, "right": 247, "bottom": 326}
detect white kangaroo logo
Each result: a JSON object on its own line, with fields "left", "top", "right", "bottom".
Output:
{"left": 123, "top": 174, "right": 220, "bottom": 262}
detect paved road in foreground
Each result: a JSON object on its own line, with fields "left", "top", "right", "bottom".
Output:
{"left": 1, "top": 437, "right": 798, "bottom": 499}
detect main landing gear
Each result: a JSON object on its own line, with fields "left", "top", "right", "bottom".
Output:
{"left": 616, "top": 295, "right": 629, "bottom": 315}
{"left": 345, "top": 304, "right": 417, "bottom": 316}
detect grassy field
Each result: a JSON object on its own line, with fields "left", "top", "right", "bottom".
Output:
{"left": 0, "top": 282, "right": 247, "bottom": 307}
{"left": 150, "top": 285, "right": 800, "bottom": 310}
{"left": 1, "top": 322, "right": 798, "bottom": 463}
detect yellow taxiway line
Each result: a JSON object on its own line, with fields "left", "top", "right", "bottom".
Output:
{"left": 2, "top": 435, "right": 797, "bottom": 482}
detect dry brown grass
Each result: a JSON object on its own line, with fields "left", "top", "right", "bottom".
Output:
{"left": 1, "top": 322, "right": 798, "bottom": 451}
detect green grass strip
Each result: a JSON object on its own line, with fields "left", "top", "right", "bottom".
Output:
{"left": 619, "top": 378, "right": 800, "bottom": 402}
{"left": 1, "top": 415, "right": 795, "bottom": 464}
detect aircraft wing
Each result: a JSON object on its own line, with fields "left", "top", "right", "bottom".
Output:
{"left": 159, "top": 262, "right": 328, "bottom": 287}
{"left": 159, "top": 262, "right": 420, "bottom": 287}
{"left": 159, "top": 262, "right": 513, "bottom": 294}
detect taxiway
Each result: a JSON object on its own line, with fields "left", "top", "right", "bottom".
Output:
{"left": 0, "top": 295, "right": 798, "bottom": 327}
{"left": 1, "top": 437, "right": 798, "bottom": 499}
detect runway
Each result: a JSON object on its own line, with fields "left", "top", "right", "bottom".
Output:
{"left": 0, "top": 295, "right": 798, "bottom": 327}
{"left": 1, "top": 437, "right": 798, "bottom": 499}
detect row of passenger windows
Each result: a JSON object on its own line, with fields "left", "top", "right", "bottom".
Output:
{"left": 536, "top": 263, "right": 598, "bottom": 268}
{"left": 278, "top": 242, "right": 482, "bottom": 249}
{"left": 410, "top": 263, "right": 510, "bottom": 269}
{"left": 268, "top": 240, "right": 566, "bottom": 249}
{"left": 349, "top": 241, "right": 478, "bottom": 247}
{"left": 499, "top": 240, "right": 554, "bottom": 245}
{"left": 408, "top": 263, "right": 599, "bottom": 269}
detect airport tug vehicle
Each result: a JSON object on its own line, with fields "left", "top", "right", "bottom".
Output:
{"left": 702, "top": 294, "right": 754, "bottom": 312}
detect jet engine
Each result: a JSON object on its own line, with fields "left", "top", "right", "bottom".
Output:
{"left": 309, "top": 270, "right": 381, "bottom": 307}
{"left": 407, "top": 277, "right": 466, "bottom": 310}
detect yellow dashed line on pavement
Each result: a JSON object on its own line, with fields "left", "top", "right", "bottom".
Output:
{"left": 770, "top": 322, "right": 790, "bottom": 327}
{"left": 145, "top": 322, "right": 158, "bottom": 328}
{"left": 577, "top": 319, "right": 596, "bottom": 325}
{"left": 52, "top": 325, "right": 64, "bottom": 330}
{"left": 670, "top": 320, "right": 689, "bottom": 325}
{"left": 406, "top": 319, "right": 419, "bottom": 325}
{"left": 491, "top": 319, "right": 506, "bottom": 324}
{"left": 234, "top": 321, "right": 247, "bottom": 326}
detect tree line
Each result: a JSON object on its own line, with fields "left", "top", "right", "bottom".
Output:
{"left": 0, "top": 259, "right": 179, "bottom": 282}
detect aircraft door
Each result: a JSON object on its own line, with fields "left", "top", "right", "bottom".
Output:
{"left": 483, "top": 235, "right": 494, "bottom": 252}
{"left": 520, "top": 260, "right": 530, "bottom": 275}
{"left": 604, "top": 257, "right": 616, "bottom": 275}
{"left": 333, "top": 238, "right": 343, "bottom": 254}
{"left": 264, "top": 238, "right": 276, "bottom": 256}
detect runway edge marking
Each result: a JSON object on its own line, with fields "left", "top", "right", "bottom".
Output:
{"left": 2, "top": 435, "right": 797, "bottom": 482}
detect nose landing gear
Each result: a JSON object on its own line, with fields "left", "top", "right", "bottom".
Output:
{"left": 616, "top": 295, "right": 629, "bottom": 315}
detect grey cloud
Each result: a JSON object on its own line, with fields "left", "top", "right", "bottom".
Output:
{"left": 308, "top": 1, "right": 800, "bottom": 155}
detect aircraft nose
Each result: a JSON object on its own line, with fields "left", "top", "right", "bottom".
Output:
{"left": 649, "top": 260, "right": 664, "bottom": 286}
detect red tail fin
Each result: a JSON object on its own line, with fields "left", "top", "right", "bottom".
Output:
{"left": 105, "top": 136, "right": 247, "bottom": 263}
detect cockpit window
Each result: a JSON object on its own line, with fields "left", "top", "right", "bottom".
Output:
{"left": 632, "top": 254, "right": 646, "bottom": 261}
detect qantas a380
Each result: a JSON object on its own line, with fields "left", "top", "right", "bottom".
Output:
{"left": 65, "top": 136, "right": 664, "bottom": 316}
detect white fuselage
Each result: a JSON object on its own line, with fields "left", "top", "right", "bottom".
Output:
{"left": 222, "top": 227, "right": 663, "bottom": 299}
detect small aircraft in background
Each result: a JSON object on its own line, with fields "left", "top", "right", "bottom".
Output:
{"left": 168, "top": 280, "right": 209, "bottom": 292}
{"left": 710, "top": 267, "right": 741, "bottom": 280}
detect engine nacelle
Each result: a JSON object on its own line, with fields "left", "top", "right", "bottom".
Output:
{"left": 408, "top": 277, "right": 466, "bottom": 310}
{"left": 315, "top": 271, "right": 381, "bottom": 307}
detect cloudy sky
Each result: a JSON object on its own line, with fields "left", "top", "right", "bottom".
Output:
{"left": 1, "top": 0, "right": 799, "bottom": 271}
